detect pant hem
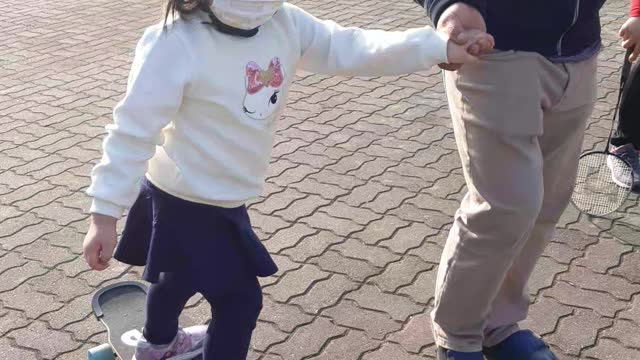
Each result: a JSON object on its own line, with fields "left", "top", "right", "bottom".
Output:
{"left": 483, "top": 326, "right": 521, "bottom": 348}
{"left": 434, "top": 335, "right": 483, "bottom": 353}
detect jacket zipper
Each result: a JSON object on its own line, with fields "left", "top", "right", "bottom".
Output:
{"left": 556, "top": 0, "right": 581, "bottom": 57}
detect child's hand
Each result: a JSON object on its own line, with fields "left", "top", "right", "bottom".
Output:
{"left": 83, "top": 214, "right": 118, "bottom": 271}
{"left": 620, "top": 17, "right": 640, "bottom": 62}
{"left": 445, "top": 29, "right": 495, "bottom": 66}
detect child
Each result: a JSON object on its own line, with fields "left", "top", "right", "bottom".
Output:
{"left": 609, "top": 0, "right": 640, "bottom": 190}
{"left": 82, "top": 0, "right": 493, "bottom": 359}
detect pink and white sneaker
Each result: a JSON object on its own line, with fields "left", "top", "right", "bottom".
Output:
{"left": 133, "top": 325, "right": 207, "bottom": 360}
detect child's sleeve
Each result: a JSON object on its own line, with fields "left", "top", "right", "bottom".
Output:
{"left": 632, "top": 0, "right": 640, "bottom": 17}
{"left": 86, "top": 26, "right": 192, "bottom": 219}
{"left": 291, "top": 5, "right": 449, "bottom": 76}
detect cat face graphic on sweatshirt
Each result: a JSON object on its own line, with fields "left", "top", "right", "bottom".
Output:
{"left": 243, "top": 57, "right": 285, "bottom": 120}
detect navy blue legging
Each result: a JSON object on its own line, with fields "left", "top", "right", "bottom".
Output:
{"left": 143, "top": 272, "right": 262, "bottom": 360}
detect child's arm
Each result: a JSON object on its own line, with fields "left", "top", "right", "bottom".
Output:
{"left": 289, "top": 5, "right": 490, "bottom": 76}
{"left": 621, "top": 0, "right": 640, "bottom": 62}
{"left": 83, "top": 26, "right": 191, "bottom": 270}
{"left": 87, "top": 26, "right": 192, "bottom": 219}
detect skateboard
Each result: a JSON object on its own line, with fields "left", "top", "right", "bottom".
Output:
{"left": 87, "top": 281, "right": 203, "bottom": 360}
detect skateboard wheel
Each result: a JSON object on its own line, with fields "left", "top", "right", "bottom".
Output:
{"left": 87, "top": 343, "right": 115, "bottom": 360}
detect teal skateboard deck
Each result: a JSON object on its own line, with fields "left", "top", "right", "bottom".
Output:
{"left": 88, "top": 281, "right": 203, "bottom": 360}
{"left": 88, "top": 281, "right": 148, "bottom": 360}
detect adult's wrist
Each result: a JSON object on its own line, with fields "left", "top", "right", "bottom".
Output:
{"left": 428, "top": 0, "right": 486, "bottom": 28}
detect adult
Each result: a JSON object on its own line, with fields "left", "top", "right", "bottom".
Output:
{"left": 609, "top": 0, "right": 640, "bottom": 190}
{"left": 413, "top": 1, "right": 606, "bottom": 359}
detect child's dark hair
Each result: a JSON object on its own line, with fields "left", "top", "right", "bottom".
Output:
{"left": 163, "top": 0, "right": 210, "bottom": 27}
{"left": 163, "top": 0, "right": 259, "bottom": 37}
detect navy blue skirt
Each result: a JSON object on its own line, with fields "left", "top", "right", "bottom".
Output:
{"left": 114, "top": 179, "right": 278, "bottom": 288}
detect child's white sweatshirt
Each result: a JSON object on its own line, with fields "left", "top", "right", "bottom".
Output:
{"left": 87, "top": 3, "right": 448, "bottom": 218}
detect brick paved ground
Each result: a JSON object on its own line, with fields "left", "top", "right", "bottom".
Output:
{"left": 1, "top": 0, "right": 639, "bottom": 359}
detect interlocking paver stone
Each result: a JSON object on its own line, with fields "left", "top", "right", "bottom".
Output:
{"left": 406, "top": 193, "right": 460, "bottom": 215}
{"left": 26, "top": 269, "right": 91, "bottom": 303}
{"left": 600, "top": 319, "right": 640, "bottom": 348}
{"left": 0, "top": 252, "right": 28, "bottom": 274}
{"left": 349, "top": 157, "right": 398, "bottom": 181}
{"left": 299, "top": 211, "right": 364, "bottom": 237}
{"left": 248, "top": 211, "right": 290, "bottom": 234}
{"left": 553, "top": 228, "right": 600, "bottom": 251}
{"left": 370, "top": 171, "right": 427, "bottom": 193}
{"left": 311, "top": 250, "right": 380, "bottom": 282}
{"left": 0, "top": 338, "right": 37, "bottom": 360}
{"left": 64, "top": 316, "right": 107, "bottom": 342}
{"left": 619, "top": 294, "right": 640, "bottom": 324}
{"left": 290, "top": 274, "right": 358, "bottom": 314}
{"left": 281, "top": 231, "right": 343, "bottom": 262}
{"left": 520, "top": 296, "right": 574, "bottom": 336}
{"left": 352, "top": 215, "right": 409, "bottom": 245}
{"left": 388, "top": 311, "right": 435, "bottom": 353}
{"left": 528, "top": 256, "right": 568, "bottom": 296}
{"left": 379, "top": 222, "right": 439, "bottom": 254}
{"left": 409, "top": 240, "right": 446, "bottom": 264}
{"left": 546, "top": 309, "right": 613, "bottom": 356}
{"left": 270, "top": 317, "right": 346, "bottom": 359}
{"left": 19, "top": 239, "right": 76, "bottom": 268}
{"left": 56, "top": 255, "right": 91, "bottom": 278}
{"left": 371, "top": 256, "right": 432, "bottom": 292}
{"left": 264, "top": 264, "right": 330, "bottom": 303}
{"left": 389, "top": 202, "right": 453, "bottom": 229}
{"left": 259, "top": 297, "right": 314, "bottom": 333}
{"left": 309, "top": 169, "right": 364, "bottom": 190}
{"left": 0, "top": 309, "right": 30, "bottom": 337}
{"left": 397, "top": 267, "right": 438, "bottom": 305}
{"left": 264, "top": 223, "right": 317, "bottom": 254}
{"left": 77, "top": 260, "right": 131, "bottom": 287}
{"left": 574, "top": 238, "right": 632, "bottom": 274}
{"left": 545, "top": 281, "right": 629, "bottom": 318}
{"left": 568, "top": 217, "right": 609, "bottom": 237}
{"left": 583, "top": 338, "right": 640, "bottom": 360}
{"left": 543, "top": 241, "right": 583, "bottom": 265}
{"left": 308, "top": 329, "right": 380, "bottom": 360}
{"left": 362, "top": 342, "right": 425, "bottom": 360}
{"left": 559, "top": 265, "right": 640, "bottom": 300}
{"left": 0, "top": 261, "right": 49, "bottom": 293}
{"left": 332, "top": 238, "right": 401, "bottom": 267}
{"left": 0, "top": 283, "right": 65, "bottom": 319}
{"left": 347, "top": 284, "right": 423, "bottom": 322}
{"left": 362, "top": 187, "right": 415, "bottom": 214}
{"left": 336, "top": 132, "right": 379, "bottom": 154}
{"left": 339, "top": 181, "right": 390, "bottom": 207}
{"left": 251, "top": 322, "right": 289, "bottom": 352}
{"left": 1, "top": 1, "right": 638, "bottom": 359}
{"left": 319, "top": 201, "right": 382, "bottom": 226}
{"left": 290, "top": 178, "right": 349, "bottom": 201}
{"left": 610, "top": 250, "right": 640, "bottom": 284}
{"left": 10, "top": 320, "right": 78, "bottom": 359}
{"left": 324, "top": 299, "right": 401, "bottom": 340}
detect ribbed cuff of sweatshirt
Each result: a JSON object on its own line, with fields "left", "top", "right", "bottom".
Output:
{"left": 90, "top": 198, "right": 125, "bottom": 219}
{"left": 432, "top": 30, "right": 450, "bottom": 64}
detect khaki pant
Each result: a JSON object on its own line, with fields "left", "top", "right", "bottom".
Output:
{"left": 432, "top": 51, "right": 598, "bottom": 352}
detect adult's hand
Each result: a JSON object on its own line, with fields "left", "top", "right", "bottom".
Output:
{"left": 437, "top": 2, "right": 492, "bottom": 71}
{"left": 620, "top": 17, "right": 640, "bottom": 62}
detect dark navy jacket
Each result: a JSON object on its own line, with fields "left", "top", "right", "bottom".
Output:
{"left": 416, "top": 0, "right": 606, "bottom": 61}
